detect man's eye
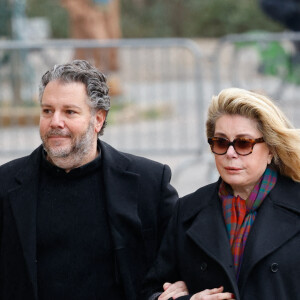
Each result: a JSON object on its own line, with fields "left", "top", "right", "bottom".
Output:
{"left": 66, "top": 110, "right": 76, "bottom": 115}
{"left": 43, "top": 109, "right": 51, "bottom": 114}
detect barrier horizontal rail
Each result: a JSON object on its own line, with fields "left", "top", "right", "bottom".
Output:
{"left": 212, "top": 31, "right": 300, "bottom": 128}
{"left": 0, "top": 38, "right": 203, "bottom": 50}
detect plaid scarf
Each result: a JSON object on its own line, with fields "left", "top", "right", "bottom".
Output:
{"left": 219, "top": 167, "right": 277, "bottom": 278}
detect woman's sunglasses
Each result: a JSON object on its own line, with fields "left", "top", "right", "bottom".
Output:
{"left": 207, "top": 137, "right": 265, "bottom": 156}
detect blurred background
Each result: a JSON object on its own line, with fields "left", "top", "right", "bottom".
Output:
{"left": 1, "top": 0, "right": 300, "bottom": 196}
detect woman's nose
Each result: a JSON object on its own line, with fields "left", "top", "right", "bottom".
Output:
{"left": 226, "top": 145, "right": 238, "bottom": 157}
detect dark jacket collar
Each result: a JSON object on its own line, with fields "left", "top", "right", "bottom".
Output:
{"left": 100, "top": 140, "right": 142, "bottom": 248}
{"left": 181, "top": 178, "right": 221, "bottom": 222}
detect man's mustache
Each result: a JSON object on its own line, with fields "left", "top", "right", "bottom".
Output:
{"left": 45, "top": 129, "right": 72, "bottom": 138}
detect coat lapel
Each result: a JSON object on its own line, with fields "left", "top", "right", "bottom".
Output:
{"left": 184, "top": 185, "right": 239, "bottom": 297}
{"left": 101, "top": 141, "right": 142, "bottom": 248}
{"left": 7, "top": 148, "right": 42, "bottom": 300}
{"left": 238, "top": 176, "right": 300, "bottom": 292}
{"left": 100, "top": 141, "right": 142, "bottom": 300}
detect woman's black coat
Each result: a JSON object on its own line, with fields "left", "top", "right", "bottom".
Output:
{"left": 142, "top": 174, "right": 300, "bottom": 300}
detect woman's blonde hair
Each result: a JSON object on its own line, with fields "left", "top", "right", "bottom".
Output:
{"left": 206, "top": 87, "right": 300, "bottom": 182}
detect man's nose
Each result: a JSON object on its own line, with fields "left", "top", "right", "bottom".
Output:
{"left": 50, "top": 112, "right": 64, "bottom": 128}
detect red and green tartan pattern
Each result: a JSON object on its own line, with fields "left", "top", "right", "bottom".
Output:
{"left": 219, "top": 167, "right": 277, "bottom": 278}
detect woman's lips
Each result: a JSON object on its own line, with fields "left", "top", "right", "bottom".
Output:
{"left": 224, "top": 167, "right": 242, "bottom": 173}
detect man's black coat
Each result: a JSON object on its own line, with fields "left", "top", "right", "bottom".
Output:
{"left": 0, "top": 140, "right": 178, "bottom": 300}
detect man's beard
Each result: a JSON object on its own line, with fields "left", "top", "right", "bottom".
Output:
{"left": 41, "top": 120, "right": 96, "bottom": 163}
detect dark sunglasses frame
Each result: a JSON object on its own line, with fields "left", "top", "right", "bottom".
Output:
{"left": 207, "top": 137, "right": 265, "bottom": 156}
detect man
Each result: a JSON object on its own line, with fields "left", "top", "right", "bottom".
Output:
{"left": 0, "top": 60, "right": 178, "bottom": 300}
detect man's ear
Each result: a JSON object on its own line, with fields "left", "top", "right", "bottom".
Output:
{"left": 95, "top": 109, "right": 106, "bottom": 133}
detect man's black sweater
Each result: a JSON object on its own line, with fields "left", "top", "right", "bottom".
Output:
{"left": 37, "top": 151, "right": 124, "bottom": 300}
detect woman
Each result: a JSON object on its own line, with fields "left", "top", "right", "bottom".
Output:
{"left": 141, "top": 88, "right": 300, "bottom": 300}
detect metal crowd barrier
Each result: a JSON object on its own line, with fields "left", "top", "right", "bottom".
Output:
{"left": 3, "top": 33, "right": 299, "bottom": 186}
{"left": 212, "top": 31, "right": 300, "bottom": 128}
{"left": 0, "top": 39, "right": 204, "bottom": 165}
